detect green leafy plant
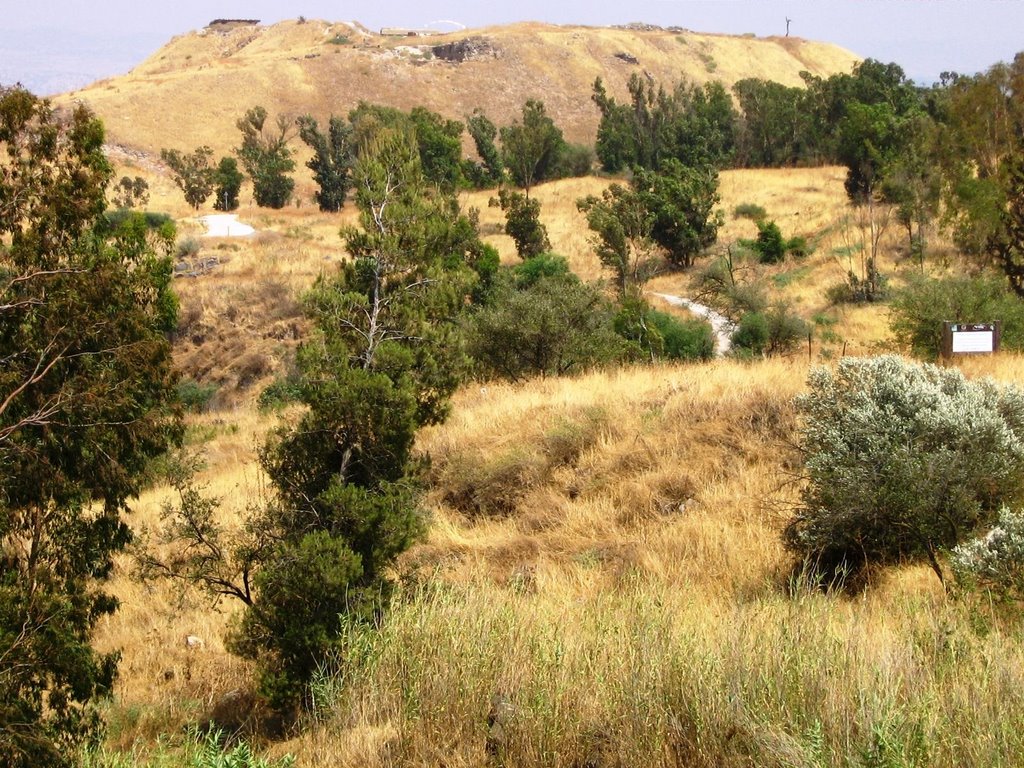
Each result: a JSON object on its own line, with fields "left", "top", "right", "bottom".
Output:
{"left": 1, "top": 86, "right": 181, "bottom": 766}
{"left": 730, "top": 305, "right": 808, "bottom": 358}
{"left": 953, "top": 508, "right": 1024, "bottom": 603}
{"left": 786, "top": 356, "right": 1024, "bottom": 588}
{"left": 733, "top": 202, "right": 767, "bottom": 220}
{"left": 490, "top": 187, "right": 551, "bottom": 259}
{"left": 890, "top": 274, "right": 1024, "bottom": 359}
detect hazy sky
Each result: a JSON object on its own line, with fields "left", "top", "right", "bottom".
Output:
{"left": 2, "top": 1, "right": 1022, "bottom": 95}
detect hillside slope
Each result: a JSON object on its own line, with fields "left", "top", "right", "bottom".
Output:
{"left": 59, "top": 19, "right": 859, "bottom": 156}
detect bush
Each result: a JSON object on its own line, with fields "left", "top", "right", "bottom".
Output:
{"left": 512, "top": 251, "right": 571, "bottom": 288}
{"left": 651, "top": 310, "right": 715, "bottom": 360}
{"left": 753, "top": 220, "right": 787, "bottom": 263}
{"left": 786, "top": 235, "right": 811, "bottom": 258}
{"left": 730, "top": 312, "right": 769, "bottom": 354}
{"left": 83, "top": 726, "right": 294, "bottom": 767}
{"left": 467, "top": 271, "right": 631, "bottom": 381}
{"left": 733, "top": 202, "right": 766, "bottom": 221}
{"left": 952, "top": 508, "right": 1024, "bottom": 603}
{"left": 730, "top": 305, "right": 808, "bottom": 358}
{"left": 825, "top": 258, "right": 887, "bottom": 304}
{"left": 177, "top": 378, "right": 219, "bottom": 412}
{"left": 176, "top": 236, "right": 203, "bottom": 261}
{"left": 614, "top": 297, "right": 714, "bottom": 361}
{"left": 258, "top": 371, "right": 303, "bottom": 411}
{"left": 553, "top": 142, "right": 594, "bottom": 178}
{"left": 103, "top": 209, "right": 173, "bottom": 231}
{"left": 785, "top": 356, "right": 1024, "bottom": 587}
{"left": 890, "top": 274, "right": 1024, "bottom": 359}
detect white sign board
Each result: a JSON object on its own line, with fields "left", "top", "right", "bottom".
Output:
{"left": 952, "top": 330, "right": 996, "bottom": 353}
{"left": 945, "top": 322, "right": 998, "bottom": 356}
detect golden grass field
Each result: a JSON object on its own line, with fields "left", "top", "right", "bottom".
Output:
{"left": 80, "top": 152, "right": 1024, "bottom": 767}
{"left": 60, "top": 25, "right": 1010, "bottom": 763}
{"left": 60, "top": 20, "right": 858, "bottom": 158}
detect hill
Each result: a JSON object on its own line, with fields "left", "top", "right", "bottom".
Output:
{"left": 58, "top": 18, "right": 859, "bottom": 157}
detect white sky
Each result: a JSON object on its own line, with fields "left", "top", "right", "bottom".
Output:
{"left": 2, "top": 1, "right": 1022, "bottom": 94}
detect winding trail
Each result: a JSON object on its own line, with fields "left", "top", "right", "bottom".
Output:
{"left": 651, "top": 293, "right": 734, "bottom": 357}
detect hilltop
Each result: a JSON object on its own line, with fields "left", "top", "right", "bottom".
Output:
{"left": 58, "top": 18, "right": 859, "bottom": 157}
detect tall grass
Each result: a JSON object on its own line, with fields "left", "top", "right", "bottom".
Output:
{"left": 301, "top": 577, "right": 1024, "bottom": 767}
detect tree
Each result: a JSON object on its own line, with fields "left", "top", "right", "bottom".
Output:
{"left": 577, "top": 184, "right": 658, "bottom": 297}
{"left": 111, "top": 175, "right": 149, "bottom": 209}
{"left": 348, "top": 103, "right": 465, "bottom": 191}
{"left": 213, "top": 156, "right": 243, "bottom": 212}
{"left": 633, "top": 159, "right": 721, "bottom": 268}
{"left": 733, "top": 78, "right": 809, "bottom": 167}
{"left": 236, "top": 106, "right": 295, "bottom": 209}
{"left": 490, "top": 187, "right": 550, "bottom": 259}
{"left": 466, "top": 109, "right": 503, "bottom": 186}
{"left": 500, "top": 100, "right": 566, "bottom": 194}
{"left": 467, "top": 266, "right": 630, "bottom": 381}
{"left": 146, "top": 124, "right": 483, "bottom": 713}
{"left": 591, "top": 74, "right": 738, "bottom": 173}
{"left": 592, "top": 77, "right": 638, "bottom": 173}
{"left": 785, "top": 356, "right": 1024, "bottom": 588}
{"left": 889, "top": 273, "right": 1024, "bottom": 359}
{"left": 0, "top": 86, "right": 181, "bottom": 767}
{"left": 985, "top": 154, "right": 1024, "bottom": 298}
{"left": 409, "top": 107, "right": 465, "bottom": 191}
{"left": 297, "top": 114, "right": 354, "bottom": 212}
{"left": 160, "top": 145, "right": 215, "bottom": 209}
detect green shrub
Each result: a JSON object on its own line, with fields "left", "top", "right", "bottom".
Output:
{"left": 826, "top": 258, "right": 887, "bottom": 304}
{"left": 103, "top": 209, "right": 173, "bottom": 230}
{"left": 177, "top": 378, "right": 219, "bottom": 413}
{"left": 512, "top": 252, "right": 571, "bottom": 288}
{"left": 83, "top": 726, "right": 294, "bottom": 767}
{"left": 733, "top": 202, "right": 767, "bottom": 221}
{"left": 258, "top": 371, "right": 303, "bottom": 411}
{"left": 786, "top": 355, "right": 1024, "bottom": 587}
{"left": 786, "top": 235, "right": 811, "bottom": 258}
{"left": 890, "top": 274, "right": 1024, "bottom": 359}
{"left": 753, "top": 220, "right": 787, "bottom": 263}
{"left": 175, "top": 236, "right": 203, "bottom": 261}
{"left": 467, "top": 271, "right": 631, "bottom": 381}
{"left": 730, "top": 305, "right": 808, "bottom": 358}
{"left": 646, "top": 308, "right": 715, "bottom": 361}
{"left": 327, "top": 34, "right": 351, "bottom": 45}
{"left": 613, "top": 296, "right": 713, "bottom": 361}
{"left": 952, "top": 508, "right": 1024, "bottom": 603}
{"left": 553, "top": 142, "right": 595, "bottom": 178}
{"left": 730, "top": 312, "right": 769, "bottom": 354}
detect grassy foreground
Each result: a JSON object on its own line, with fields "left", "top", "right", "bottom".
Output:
{"left": 82, "top": 165, "right": 1024, "bottom": 766}
{"left": 93, "top": 357, "right": 1024, "bottom": 767}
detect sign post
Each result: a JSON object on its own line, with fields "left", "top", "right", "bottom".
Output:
{"left": 941, "top": 322, "right": 1000, "bottom": 358}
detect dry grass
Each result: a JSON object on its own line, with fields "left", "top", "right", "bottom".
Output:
{"left": 95, "top": 351, "right": 1024, "bottom": 765}
{"left": 85, "top": 152, "right": 1024, "bottom": 765}
{"left": 57, "top": 20, "right": 858, "bottom": 158}
{"left": 269, "top": 355, "right": 1024, "bottom": 767}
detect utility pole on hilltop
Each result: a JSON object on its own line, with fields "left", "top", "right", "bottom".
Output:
{"left": 785, "top": 17, "right": 792, "bottom": 37}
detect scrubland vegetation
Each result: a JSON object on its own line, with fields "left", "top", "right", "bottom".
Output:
{"left": 7, "top": 27, "right": 1024, "bottom": 768}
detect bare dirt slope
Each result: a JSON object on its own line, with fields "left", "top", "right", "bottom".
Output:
{"left": 58, "top": 19, "right": 859, "bottom": 157}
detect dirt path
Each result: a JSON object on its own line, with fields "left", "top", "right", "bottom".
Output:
{"left": 201, "top": 213, "right": 255, "bottom": 237}
{"left": 651, "top": 293, "right": 734, "bottom": 356}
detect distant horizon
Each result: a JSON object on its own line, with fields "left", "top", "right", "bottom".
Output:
{"left": 2, "top": 2, "right": 1022, "bottom": 96}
